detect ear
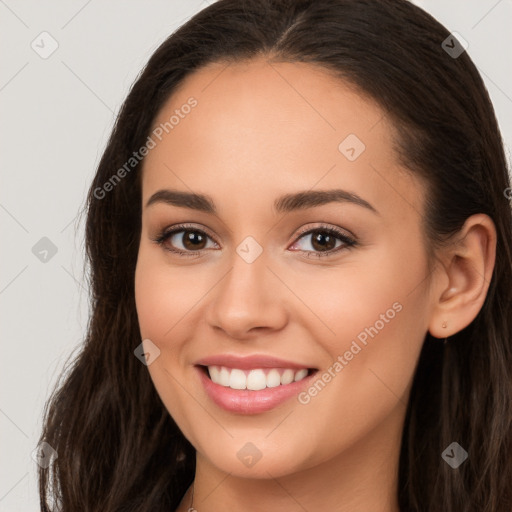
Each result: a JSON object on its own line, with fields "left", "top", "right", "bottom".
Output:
{"left": 428, "top": 214, "right": 497, "bottom": 339}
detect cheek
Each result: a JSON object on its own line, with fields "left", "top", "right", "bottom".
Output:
{"left": 134, "top": 262, "right": 169, "bottom": 342}
{"left": 134, "top": 248, "right": 199, "bottom": 431}
{"left": 134, "top": 245, "right": 198, "bottom": 341}
{"left": 302, "top": 237, "right": 427, "bottom": 376}
{"left": 287, "top": 246, "right": 428, "bottom": 359}
{"left": 305, "top": 241, "right": 430, "bottom": 412}
{"left": 283, "top": 253, "right": 429, "bottom": 467}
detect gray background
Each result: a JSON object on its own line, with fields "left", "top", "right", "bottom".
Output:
{"left": 1, "top": 1, "right": 511, "bottom": 510}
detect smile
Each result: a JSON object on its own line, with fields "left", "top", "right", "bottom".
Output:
{"left": 207, "top": 365, "right": 310, "bottom": 390}
{"left": 194, "top": 355, "right": 318, "bottom": 414}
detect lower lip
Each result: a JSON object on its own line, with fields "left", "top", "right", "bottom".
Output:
{"left": 196, "top": 366, "right": 316, "bottom": 415}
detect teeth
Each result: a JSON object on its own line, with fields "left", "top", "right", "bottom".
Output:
{"left": 294, "top": 368, "right": 308, "bottom": 381}
{"left": 246, "top": 369, "right": 267, "bottom": 391}
{"left": 219, "top": 367, "right": 230, "bottom": 386}
{"left": 207, "top": 365, "right": 310, "bottom": 390}
{"left": 208, "top": 365, "right": 220, "bottom": 382}
{"left": 229, "top": 369, "right": 246, "bottom": 390}
{"left": 266, "top": 369, "right": 281, "bottom": 388}
{"left": 281, "top": 369, "right": 295, "bottom": 385}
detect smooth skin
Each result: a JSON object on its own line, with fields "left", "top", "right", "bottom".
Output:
{"left": 134, "top": 57, "right": 496, "bottom": 512}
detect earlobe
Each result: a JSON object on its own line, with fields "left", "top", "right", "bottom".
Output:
{"left": 428, "top": 214, "right": 497, "bottom": 339}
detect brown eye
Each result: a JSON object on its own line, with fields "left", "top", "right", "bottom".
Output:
{"left": 177, "top": 230, "right": 208, "bottom": 250}
{"left": 309, "top": 231, "right": 338, "bottom": 251}
{"left": 153, "top": 225, "right": 218, "bottom": 257}
{"left": 290, "top": 226, "right": 357, "bottom": 258}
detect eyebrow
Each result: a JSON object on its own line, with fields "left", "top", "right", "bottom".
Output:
{"left": 145, "top": 188, "right": 379, "bottom": 215}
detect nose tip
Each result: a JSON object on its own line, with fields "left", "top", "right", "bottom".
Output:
{"left": 205, "top": 259, "right": 288, "bottom": 340}
{"left": 211, "top": 310, "right": 279, "bottom": 341}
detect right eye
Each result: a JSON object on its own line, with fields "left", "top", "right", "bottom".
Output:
{"left": 153, "top": 224, "right": 219, "bottom": 257}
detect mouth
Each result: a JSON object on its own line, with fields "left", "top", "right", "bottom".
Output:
{"left": 195, "top": 361, "right": 318, "bottom": 415}
{"left": 198, "top": 365, "right": 316, "bottom": 390}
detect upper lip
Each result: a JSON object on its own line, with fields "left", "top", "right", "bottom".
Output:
{"left": 195, "top": 354, "right": 317, "bottom": 370}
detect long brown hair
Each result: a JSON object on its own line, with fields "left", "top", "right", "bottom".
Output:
{"left": 38, "top": 0, "right": 512, "bottom": 510}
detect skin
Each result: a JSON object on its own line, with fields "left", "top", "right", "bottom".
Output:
{"left": 134, "top": 56, "right": 496, "bottom": 512}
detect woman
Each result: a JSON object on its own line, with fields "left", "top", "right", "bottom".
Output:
{"left": 38, "top": 0, "right": 512, "bottom": 510}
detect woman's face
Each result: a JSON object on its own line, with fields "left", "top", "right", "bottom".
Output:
{"left": 135, "top": 57, "right": 435, "bottom": 478}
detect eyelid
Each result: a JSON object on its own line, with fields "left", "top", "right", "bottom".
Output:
{"left": 154, "top": 222, "right": 219, "bottom": 244}
{"left": 294, "top": 223, "right": 356, "bottom": 240}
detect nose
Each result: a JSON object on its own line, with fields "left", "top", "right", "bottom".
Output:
{"left": 205, "top": 250, "right": 288, "bottom": 340}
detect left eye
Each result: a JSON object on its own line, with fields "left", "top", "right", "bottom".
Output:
{"left": 289, "top": 228, "right": 356, "bottom": 256}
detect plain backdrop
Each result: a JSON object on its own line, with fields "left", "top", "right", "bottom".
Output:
{"left": 1, "top": 0, "right": 511, "bottom": 510}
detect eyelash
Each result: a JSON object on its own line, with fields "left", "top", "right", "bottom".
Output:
{"left": 151, "top": 223, "right": 357, "bottom": 259}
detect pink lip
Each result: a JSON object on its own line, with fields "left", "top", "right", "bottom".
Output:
{"left": 195, "top": 354, "right": 314, "bottom": 370}
{"left": 195, "top": 365, "right": 317, "bottom": 415}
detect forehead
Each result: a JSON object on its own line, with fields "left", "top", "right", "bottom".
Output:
{"left": 141, "top": 57, "right": 421, "bottom": 222}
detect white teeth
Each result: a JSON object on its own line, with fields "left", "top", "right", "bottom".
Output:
{"left": 208, "top": 365, "right": 220, "bottom": 382}
{"left": 219, "top": 367, "right": 230, "bottom": 386}
{"left": 294, "top": 368, "right": 308, "bottom": 381}
{"left": 281, "top": 369, "right": 295, "bottom": 385}
{"left": 229, "top": 369, "right": 246, "bottom": 390}
{"left": 246, "top": 369, "right": 267, "bottom": 390}
{"left": 266, "top": 369, "right": 281, "bottom": 388}
{"left": 207, "top": 365, "right": 310, "bottom": 390}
